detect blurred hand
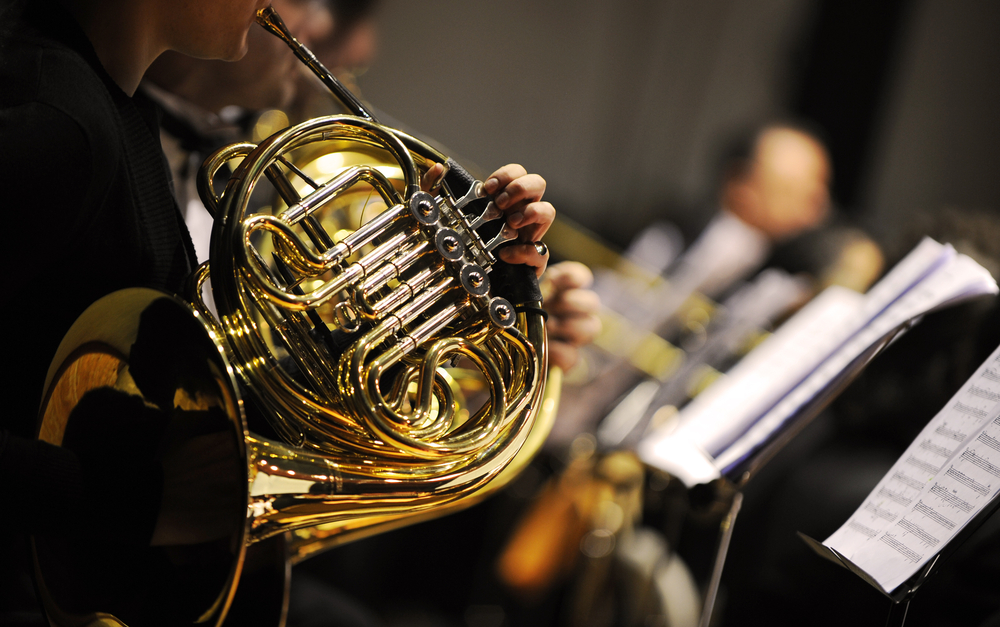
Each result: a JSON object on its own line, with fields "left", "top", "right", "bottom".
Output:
{"left": 541, "top": 261, "right": 601, "bottom": 371}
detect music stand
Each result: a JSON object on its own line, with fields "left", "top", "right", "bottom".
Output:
{"left": 800, "top": 487, "right": 1000, "bottom": 627}
{"left": 695, "top": 322, "right": 913, "bottom": 627}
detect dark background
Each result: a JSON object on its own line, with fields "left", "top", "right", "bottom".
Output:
{"left": 359, "top": 0, "right": 1000, "bottom": 256}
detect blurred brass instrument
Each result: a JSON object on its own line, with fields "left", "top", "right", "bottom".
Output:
{"left": 33, "top": 7, "right": 555, "bottom": 626}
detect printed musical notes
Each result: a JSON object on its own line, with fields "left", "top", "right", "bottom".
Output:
{"left": 823, "top": 340, "right": 1000, "bottom": 593}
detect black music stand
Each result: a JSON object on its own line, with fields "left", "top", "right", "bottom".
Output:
{"left": 693, "top": 322, "right": 913, "bottom": 627}
{"left": 799, "top": 488, "right": 1000, "bottom": 627}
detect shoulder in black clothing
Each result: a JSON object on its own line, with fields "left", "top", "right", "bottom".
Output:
{"left": 0, "top": 3, "right": 199, "bottom": 620}
{"left": 0, "top": 4, "right": 121, "bottom": 244}
{"left": 0, "top": 1, "right": 194, "bottom": 438}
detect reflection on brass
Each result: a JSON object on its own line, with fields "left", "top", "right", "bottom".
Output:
{"left": 34, "top": 7, "right": 553, "bottom": 626}
{"left": 39, "top": 351, "right": 122, "bottom": 446}
{"left": 35, "top": 292, "right": 248, "bottom": 627}
{"left": 200, "top": 6, "right": 551, "bottom": 551}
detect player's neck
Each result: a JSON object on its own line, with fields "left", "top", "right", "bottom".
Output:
{"left": 64, "top": 0, "right": 165, "bottom": 96}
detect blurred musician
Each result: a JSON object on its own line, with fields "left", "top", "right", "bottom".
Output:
{"left": 668, "top": 122, "right": 880, "bottom": 301}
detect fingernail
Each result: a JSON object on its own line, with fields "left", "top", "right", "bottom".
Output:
{"left": 508, "top": 212, "right": 524, "bottom": 227}
{"left": 484, "top": 177, "right": 499, "bottom": 194}
{"left": 496, "top": 192, "right": 509, "bottom": 208}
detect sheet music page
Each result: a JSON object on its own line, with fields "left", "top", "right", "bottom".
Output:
{"left": 673, "top": 286, "right": 864, "bottom": 457}
{"left": 636, "top": 431, "right": 722, "bottom": 487}
{"left": 638, "top": 287, "right": 864, "bottom": 484}
{"left": 607, "top": 270, "right": 809, "bottom": 452}
{"left": 824, "top": 341, "right": 1000, "bottom": 593}
{"left": 857, "top": 237, "right": 953, "bottom": 319}
{"left": 715, "top": 253, "right": 999, "bottom": 472}
{"left": 638, "top": 238, "right": 992, "bottom": 489}
{"left": 646, "top": 239, "right": 952, "bottom": 462}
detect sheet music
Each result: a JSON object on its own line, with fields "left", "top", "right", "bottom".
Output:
{"left": 638, "top": 237, "right": 997, "bottom": 488}
{"left": 824, "top": 341, "right": 1000, "bottom": 593}
{"left": 645, "top": 239, "right": 953, "bottom": 466}
{"left": 670, "top": 286, "right": 864, "bottom": 457}
{"left": 602, "top": 269, "right": 810, "bottom": 451}
{"left": 715, "top": 253, "right": 999, "bottom": 472}
{"left": 638, "top": 287, "right": 864, "bottom": 483}
{"left": 855, "top": 237, "right": 954, "bottom": 319}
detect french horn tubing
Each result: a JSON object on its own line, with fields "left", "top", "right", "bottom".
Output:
{"left": 32, "top": 7, "right": 557, "bottom": 626}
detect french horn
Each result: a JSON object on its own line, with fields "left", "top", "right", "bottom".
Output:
{"left": 32, "top": 7, "right": 557, "bottom": 626}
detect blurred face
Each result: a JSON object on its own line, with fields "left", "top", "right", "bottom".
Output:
{"left": 725, "top": 128, "right": 831, "bottom": 240}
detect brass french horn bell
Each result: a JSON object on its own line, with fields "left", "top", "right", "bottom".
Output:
{"left": 32, "top": 7, "right": 557, "bottom": 625}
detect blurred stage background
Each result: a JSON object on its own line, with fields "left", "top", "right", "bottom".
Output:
{"left": 357, "top": 0, "right": 1000, "bottom": 257}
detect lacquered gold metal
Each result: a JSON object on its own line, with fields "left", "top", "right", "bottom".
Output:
{"left": 34, "top": 7, "right": 553, "bottom": 626}
{"left": 193, "top": 11, "right": 551, "bottom": 546}
{"left": 207, "top": 0, "right": 554, "bottom": 553}
{"left": 199, "top": 111, "right": 550, "bottom": 533}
